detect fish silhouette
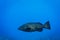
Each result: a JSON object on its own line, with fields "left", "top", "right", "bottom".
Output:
{"left": 18, "top": 21, "right": 51, "bottom": 32}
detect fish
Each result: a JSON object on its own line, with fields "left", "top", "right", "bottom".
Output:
{"left": 18, "top": 21, "right": 51, "bottom": 32}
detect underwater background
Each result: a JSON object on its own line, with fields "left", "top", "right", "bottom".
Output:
{"left": 0, "top": 0, "right": 60, "bottom": 40}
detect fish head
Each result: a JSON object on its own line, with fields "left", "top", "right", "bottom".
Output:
{"left": 18, "top": 24, "right": 35, "bottom": 32}
{"left": 18, "top": 24, "right": 28, "bottom": 31}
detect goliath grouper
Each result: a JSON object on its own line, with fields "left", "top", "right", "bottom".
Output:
{"left": 18, "top": 21, "right": 51, "bottom": 32}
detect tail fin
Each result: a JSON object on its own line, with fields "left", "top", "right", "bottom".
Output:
{"left": 43, "top": 21, "right": 51, "bottom": 29}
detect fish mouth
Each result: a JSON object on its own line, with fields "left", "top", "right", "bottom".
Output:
{"left": 18, "top": 27, "right": 23, "bottom": 31}
{"left": 18, "top": 27, "right": 20, "bottom": 30}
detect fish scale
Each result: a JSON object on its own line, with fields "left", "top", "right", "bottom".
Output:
{"left": 18, "top": 21, "right": 51, "bottom": 32}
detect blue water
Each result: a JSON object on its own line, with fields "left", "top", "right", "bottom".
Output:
{"left": 0, "top": 0, "right": 60, "bottom": 40}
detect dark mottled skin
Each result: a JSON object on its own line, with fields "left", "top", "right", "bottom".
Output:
{"left": 18, "top": 21, "right": 50, "bottom": 32}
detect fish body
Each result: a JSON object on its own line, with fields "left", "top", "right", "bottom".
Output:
{"left": 18, "top": 21, "right": 51, "bottom": 32}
